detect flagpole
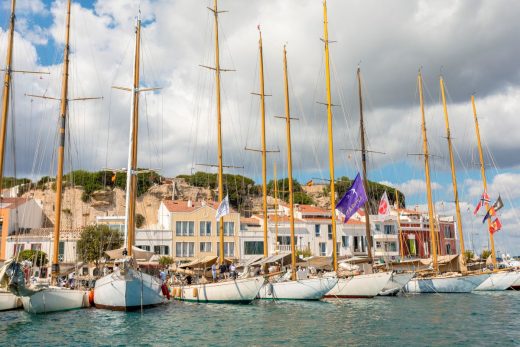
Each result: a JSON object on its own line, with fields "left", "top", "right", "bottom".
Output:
{"left": 471, "top": 95, "right": 496, "bottom": 268}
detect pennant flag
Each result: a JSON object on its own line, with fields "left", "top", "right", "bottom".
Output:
{"left": 473, "top": 191, "right": 490, "bottom": 215}
{"left": 482, "top": 195, "right": 504, "bottom": 223}
{"left": 489, "top": 217, "right": 502, "bottom": 234}
{"left": 336, "top": 173, "right": 367, "bottom": 223}
{"left": 378, "top": 191, "right": 390, "bottom": 219}
{"left": 215, "top": 195, "right": 230, "bottom": 220}
{"left": 306, "top": 179, "right": 314, "bottom": 187}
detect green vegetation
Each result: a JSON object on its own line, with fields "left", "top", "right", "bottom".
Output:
{"left": 177, "top": 171, "right": 256, "bottom": 210}
{"left": 322, "top": 176, "right": 405, "bottom": 212}
{"left": 1, "top": 176, "right": 31, "bottom": 189}
{"left": 266, "top": 178, "right": 314, "bottom": 205}
{"left": 76, "top": 225, "right": 124, "bottom": 266}
{"left": 296, "top": 247, "right": 312, "bottom": 258}
{"left": 18, "top": 250, "right": 48, "bottom": 267}
{"left": 463, "top": 250, "right": 475, "bottom": 263}
{"left": 159, "top": 256, "right": 174, "bottom": 267}
{"left": 136, "top": 213, "right": 145, "bottom": 228}
{"left": 481, "top": 249, "right": 492, "bottom": 260}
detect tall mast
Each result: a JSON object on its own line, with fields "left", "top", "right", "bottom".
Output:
{"left": 439, "top": 77, "right": 465, "bottom": 257}
{"left": 323, "top": 0, "right": 338, "bottom": 272}
{"left": 0, "top": 0, "right": 16, "bottom": 195}
{"left": 395, "top": 190, "right": 404, "bottom": 259}
{"left": 211, "top": 0, "right": 225, "bottom": 263}
{"left": 258, "top": 29, "right": 269, "bottom": 259}
{"left": 282, "top": 46, "right": 296, "bottom": 281}
{"left": 52, "top": 0, "right": 72, "bottom": 282}
{"left": 471, "top": 96, "right": 496, "bottom": 267}
{"left": 0, "top": 0, "right": 16, "bottom": 261}
{"left": 357, "top": 67, "right": 373, "bottom": 263}
{"left": 418, "top": 71, "right": 438, "bottom": 272}
{"left": 123, "top": 16, "right": 141, "bottom": 257}
{"left": 273, "top": 161, "right": 279, "bottom": 254}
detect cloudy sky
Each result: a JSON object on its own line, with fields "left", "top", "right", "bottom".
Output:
{"left": 1, "top": 0, "right": 519, "bottom": 254}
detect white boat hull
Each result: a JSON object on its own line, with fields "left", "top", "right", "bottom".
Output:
{"left": 0, "top": 290, "right": 21, "bottom": 311}
{"left": 173, "top": 276, "right": 264, "bottom": 303}
{"left": 379, "top": 272, "right": 415, "bottom": 296}
{"left": 325, "top": 271, "right": 393, "bottom": 298}
{"left": 405, "top": 273, "right": 490, "bottom": 293}
{"left": 474, "top": 271, "right": 520, "bottom": 291}
{"left": 21, "top": 287, "right": 88, "bottom": 314}
{"left": 94, "top": 268, "right": 166, "bottom": 311}
{"left": 258, "top": 277, "right": 338, "bottom": 300}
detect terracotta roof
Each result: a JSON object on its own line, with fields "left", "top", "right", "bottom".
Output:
{"left": 0, "top": 197, "right": 31, "bottom": 210}
{"left": 162, "top": 200, "right": 236, "bottom": 213}
{"left": 345, "top": 219, "right": 365, "bottom": 225}
{"left": 298, "top": 205, "right": 329, "bottom": 214}
{"left": 267, "top": 215, "right": 304, "bottom": 223}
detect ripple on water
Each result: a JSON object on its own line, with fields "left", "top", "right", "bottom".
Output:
{"left": 1, "top": 293, "right": 520, "bottom": 346}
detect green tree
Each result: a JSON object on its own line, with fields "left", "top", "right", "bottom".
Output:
{"left": 266, "top": 178, "right": 314, "bottom": 204}
{"left": 159, "top": 256, "right": 174, "bottom": 267}
{"left": 136, "top": 213, "right": 146, "bottom": 228}
{"left": 481, "top": 249, "right": 492, "bottom": 260}
{"left": 463, "top": 250, "right": 475, "bottom": 263}
{"left": 76, "top": 225, "right": 124, "bottom": 267}
{"left": 18, "top": 250, "right": 48, "bottom": 267}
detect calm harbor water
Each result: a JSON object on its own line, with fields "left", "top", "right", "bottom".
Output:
{"left": 1, "top": 292, "right": 519, "bottom": 346}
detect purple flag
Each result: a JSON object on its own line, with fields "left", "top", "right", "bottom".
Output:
{"left": 336, "top": 173, "right": 368, "bottom": 223}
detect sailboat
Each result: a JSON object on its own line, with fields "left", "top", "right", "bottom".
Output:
{"left": 93, "top": 14, "right": 166, "bottom": 311}
{"left": 3, "top": 0, "right": 90, "bottom": 313}
{"left": 0, "top": 0, "right": 21, "bottom": 311}
{"left": 405, "top": 73, "right": 489, "bottom": 294}
{"left": 317, "top": 1, "right": 391, "bottom": 299}
{"left": 469, "top": 95, "right": 520, "bottom": 291}
{"left": 257, "top": 45, "right": 337, "bottom": 300}
{"left": 171, "top": 0, "right": 264, "bottom": 304}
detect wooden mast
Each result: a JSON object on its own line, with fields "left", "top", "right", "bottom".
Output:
{"left": 471, "top": 95, "right": 496, "bottom": 267}
{"left": 123, "top": 15, "right": 141, "bottom": 257}
{"left": 282, "top": 46, "right": 296, "bottom": 281}
{"left": 52, "top": 0, "right": 72, "bottom": 282}
{"left": 439, "top": 77, "right": 465, "bottom": 257}
{"left": 273, "top": 161, "right": 279, "bottom": 254}
{"left": 211, "top": 0, "right": 225, "bottom": 263}
{"left": 357, "top": 67, "right": 373, "bottom": 263}
{"left": 323, "top": 0, "right": 338, "bottom": 272}
{"left": 0, "top": 0, "right": 16, "bottom": 261}
{"left": 418, "top": 71, "right": 438, "bottom": 272}
{"left": 395, "top": 190, "right": 404, "bottom": 259}
{"left": 258, "top": 28, "right": 269, "bottom": 259}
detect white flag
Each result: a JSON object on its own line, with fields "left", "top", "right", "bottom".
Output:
{"left": 215, "top": 195, "right": 230, "bottom": 220}
{"left": 378, "top": 191, "right": 390, "bottom": 219}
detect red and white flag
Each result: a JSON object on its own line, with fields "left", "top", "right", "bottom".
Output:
{"left": 489, "top": 217, "right": 502, "bottom": 234}
{"left": 473, "top": 191, "right": 490, "bottom": 215}
{"left": 378, "top": 191, "right": 390, "bottom": 219}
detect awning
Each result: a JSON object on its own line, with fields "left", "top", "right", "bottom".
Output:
{"left": 105, "top": 246, "right": 155, "bottom": 262}
{"left": 178, "top": 256, "right": 234, "bottom": 269}
{"left": 296, "top": 256, "right": 332, "bottom": 269}
{"left": 238, "top": 256, "right": 263, "bottom": 267}
{"left": 250, "top": 253, "right": 291, "bottom": 266}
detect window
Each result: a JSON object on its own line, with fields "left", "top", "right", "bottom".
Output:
{"left": 446, "top": 244, "right": 451, "bottom": 255}
{"left": 244, "top": 241, "right": 263, "bottom": 255}
{"left": 200, "top": 221, "right": 211, "bottom": 236}
{"left": 360, "top": 237, "right": 365, "bottom": 252}
{"left": 341, "top": 236, "right": 349, "bottom": 248}
{"left": 353, "top": 236, "right": 359, "bottom": 252}
{"left": 176, "top": 221, "right": 194, "bottom": 236}
{"left": 387, "top": 242, "right": 397, "bottom": 252}
{"left": 13, "top": 244, "right": 24, "bottom": 255}
{"left": 327, "top": 225, "right": 332, "bottom": 240}
{"left": 31, "top": 243, "right": 42, "bottom": 251}
{"left": 444, "top": 225, "right": 452, "bottom": 238}
{"left": 200, "top": 242, "right": 212, "bottom": 253}
{"left": 58, "top": 241, "right": 65, "bottom": 262}
{"left": 154, "top": 245, "right": 170, "bottom": 255}
{"left": 137, "top": 245, "right": 151, "bottom": 251}
{"left": 319, "top": 242, "right": 327, "bottom": 256}
{"left": 217, "top": 222, "right": 235, "bottom": 236}
{"left": 376, "top": 241, "right": 382, "bottom": 249}
{"left": 375, "top": 224, "right": 381, "bottom": 232}
{"left": 336, "top": 242, "right": 341, "bottom": 256}
{"left": 217, "top": 242, "right": 235, "bottom": 257}
{"left": 315, "top": 224, "right": 321, "bottom": 237}
{"left": 175, "top": 242, "right": 194, "bottom": 257}
{"left": 384, "top": 225, "right": 395, "bottom": 235}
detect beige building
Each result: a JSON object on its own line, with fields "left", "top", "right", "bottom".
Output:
{"left": 158, "top": 199, "right": 240, "bottom": 261}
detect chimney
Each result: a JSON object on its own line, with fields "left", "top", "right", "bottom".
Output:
{"left": 187, "top": 199, "right": 192, "bottom": 208}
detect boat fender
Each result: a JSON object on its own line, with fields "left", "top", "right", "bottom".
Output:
{"left": 88, "top": 289, "right": 95, "bottom": 306}
{"left": 193, "top": 287, "right": 198, "bottom": 298}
